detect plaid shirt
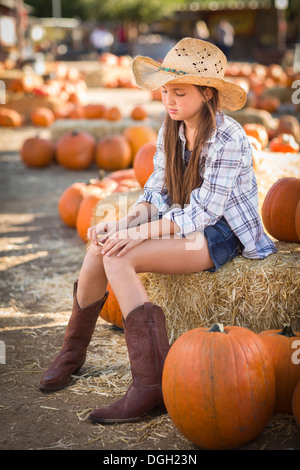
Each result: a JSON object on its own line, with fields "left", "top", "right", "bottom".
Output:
{"left": 134, "top": 112, "right": 277, "bottom": 259}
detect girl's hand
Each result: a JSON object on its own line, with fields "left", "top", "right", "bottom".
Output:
{"left": 101, "top": 227, "right": 146, "bottom": 257}
{"left": 87, "top": 220, "right": 119, "bottom": 246}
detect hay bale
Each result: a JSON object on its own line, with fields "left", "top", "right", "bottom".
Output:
{"left": 50, "top": 117, "right": 162, "bottom": 142}
{"left": 138, "top": 242, "right": 300, "bottom": 343}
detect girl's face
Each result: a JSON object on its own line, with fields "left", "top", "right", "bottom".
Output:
{"left": 161, "top": 83, "right": 208, "bottom": 126}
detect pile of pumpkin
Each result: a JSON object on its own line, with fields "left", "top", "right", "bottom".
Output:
{"left": 225, "top": 61, "right": 300, "bottom": 114}
{"left": 38, "top": 126, "right": 157, "bottom": 242}
{"left": 0, "top": 89, "right": 149, "bottom": 128}
{"left": 0, "top": 62, "right": 90, "bottom": 126}
{"left": 243, "top": 120, "right": 300, "bottom": 154}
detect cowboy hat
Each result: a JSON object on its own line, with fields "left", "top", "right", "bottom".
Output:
{"left": 132, "top": 37, "right": 247, "bottom": 111}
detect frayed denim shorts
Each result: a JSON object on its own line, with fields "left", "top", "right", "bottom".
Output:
{"left": 203, "top": 217, "right": 243, "bottom": 272}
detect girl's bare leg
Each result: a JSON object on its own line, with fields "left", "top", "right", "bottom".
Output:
{"left": 102, "top": 231, "right": 214, "bottom": 318}
{"left": 77, "top": 244, "right": 108, "bottom": 308}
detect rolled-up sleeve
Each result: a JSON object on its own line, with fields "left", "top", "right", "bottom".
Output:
{"left": 134, "top": 125, "right": 170, "bottom": 216}
{"left": 163, "top": 138, "right": 245, "bottom": 237}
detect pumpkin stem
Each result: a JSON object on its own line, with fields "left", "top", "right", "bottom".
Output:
{"left": 209, "top": 323, "right": 225, "bottom": 333}
{"left": 278, "top": 324, "right": 296, "bottom": 337}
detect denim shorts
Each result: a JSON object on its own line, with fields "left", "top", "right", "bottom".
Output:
{"left": 203, "top": 217, "right": 243, "bottom": 272}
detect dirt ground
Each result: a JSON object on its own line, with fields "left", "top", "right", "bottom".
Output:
{"left": 0, "top": 88, "right": 300, "bottom": 453}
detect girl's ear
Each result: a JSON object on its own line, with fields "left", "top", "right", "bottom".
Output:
{"left": 203, "top": 87, "right": 213, "bottom": 102}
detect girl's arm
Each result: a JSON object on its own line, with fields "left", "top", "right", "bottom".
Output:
{"left": 93, "top": 202, "right": 159, "bottom": 245}
{"left": 101, "top": 217, "right": 181, "bottom": 257}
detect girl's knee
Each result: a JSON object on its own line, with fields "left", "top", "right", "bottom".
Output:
{"left": 102, "top": 251, "right": 133, "bottom": 276}
{"left": 83, "top": 243, "right": 104, "bottom": 269}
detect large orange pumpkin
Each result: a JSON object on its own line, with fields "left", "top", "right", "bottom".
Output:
{"left": 58, "top": 182, "right": 90, "bottom": 228}
{"left": 76, "top": 187, "right": 106, "bottom": 241}
{"left": 292, "top": 380, "right": 300, "bottom": 429}
{"left": 133, "top": 141, "right": 156, "bottom": 187}
{"left": 262, "top": 177, "right": 300, "bottom": 242}
{"left": 258, "top": 325, "right": 300, "bottom": 414}
{"left": 56, "top": 130, "right": 96, "bottom": 170}
{"left": 20, "top": 136, "right": 55, "bottom": 168}
{"left": 95, "top": 135, "right": 132, "bottom": 171}
{"left": 99, "top": 282, "right": 123, "bottom": 329}
{"left": 123, "top": 126, "right": 157, "bottom": 162}
{"left": 162, "top": 324, "right": 276, "bottom": 450}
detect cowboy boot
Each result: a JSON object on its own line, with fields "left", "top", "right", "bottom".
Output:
{"left": 88, "top": 302, "right": 170, "bottom": 423}
{"left": 39, "top": 281, "right": 108, "bottom": 392}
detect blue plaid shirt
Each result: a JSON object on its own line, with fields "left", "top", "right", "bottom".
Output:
{"left": 134, "top": 112, "right": 277, "bottom": 259}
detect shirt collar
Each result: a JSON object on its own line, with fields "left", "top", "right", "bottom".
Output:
{"left": 179, "top": 111, "right": 223, "bottom": 145}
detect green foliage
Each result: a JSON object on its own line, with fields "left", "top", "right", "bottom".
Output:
{"left": 26, "top": 0, "right": 184, "bottom": 22}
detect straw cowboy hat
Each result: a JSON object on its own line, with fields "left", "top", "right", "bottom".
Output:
{"left": 132, "top": 37, "right": 247, "bottom": 111}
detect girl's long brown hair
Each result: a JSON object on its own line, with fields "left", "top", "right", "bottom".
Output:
{"left": 163, "top": 86, "right": 220, "bottom": 207}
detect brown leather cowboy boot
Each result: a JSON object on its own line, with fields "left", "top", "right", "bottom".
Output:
{"left": 88, "top": 302, "right": 170, "bottom": 423}
{"left": 39, "top": 281, "right": 108, "bottom": 392}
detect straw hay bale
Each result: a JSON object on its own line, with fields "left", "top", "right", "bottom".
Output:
{"left": 50, "top": 117, "right": 161, "bottom": 142}
{"left": 138, "top": 241, "right": 300, "bottom": 343}
{"left": 83, "top": 63, "right": 133, "bottom": 88}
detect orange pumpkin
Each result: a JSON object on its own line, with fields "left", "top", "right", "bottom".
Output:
{"left": 56, "top": 130, "right": 96, "bottom": 170}
{"left": 262, "top": 177, "right": 300, "bottom": 242}
{"left": 99, "top": 282, "right": 123, "bottom": 329}
{"left": 83, "top": 104, "right": 107, "bottom": 119}
{"left": 258, "top": 325, "right": 300, "bottom": 414}
{"left": 113, "top": 178, "right": 140, "bottom": 192}
{"left": 92, "top": 176, "right": 119, "bottom": 194}
{"left": 162, "top": 324, "right": 275, "bottom": 450}
{"left": 243, "top": 123, "right": 268, "bottom": 149}
{"left": 123, "top": 126, "right": 157, "bottom": 161}
{"left": 76, "top": 187, "right": 106, "bottom": 241}
{"left": 30, "top": 107, "right": 55, "bottom": 127}
{"left": 108, "top": 168, "right": 136, "bottom": 182}
{"left": 133, "top": 141, "right": 156, "bottom": 187}
{"left": 58, "top": 182, "right": 90, "bottom": 228}
{"left": 95, "top": 135, "right": 132, "bottom": 171}
{"left": 292, "top": 380, "right": 300, "bottom": 429}
{"left": 20, "top": 136, "right": 55, "bottom": 168}
{"left": 0, "top": 108, "right": 23, "bottom": 127}
{"left": 256, "top": 96, "right": 280, "bottom": 113}
{"left": 130, "top": 106, "right": 148, "bottom": 121}
{"left": 103, "top": 106, "right": 122, "bottom": 121}
{"left": 269, "top": 133, "right": 300, "bottom": 153}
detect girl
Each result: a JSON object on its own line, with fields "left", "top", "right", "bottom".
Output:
{"left": 39, "top": 38, "right": 277, "bottom": 423}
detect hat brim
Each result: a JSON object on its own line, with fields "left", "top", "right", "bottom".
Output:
{"left": 132, "top": 56, "right": 247, "bottom": 112}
